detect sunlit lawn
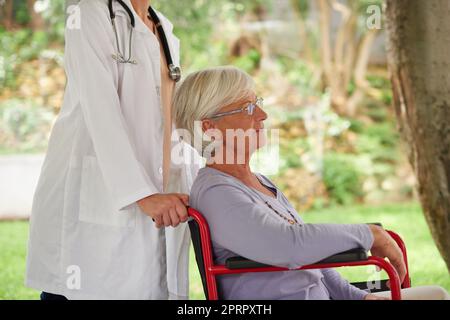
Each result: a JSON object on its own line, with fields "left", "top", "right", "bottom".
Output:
{"left": 1, "top": 202, "right": 448, "bottom": 300}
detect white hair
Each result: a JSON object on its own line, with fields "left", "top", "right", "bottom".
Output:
{"left": 172, "top": 66, "right": 255, "bottom": 150}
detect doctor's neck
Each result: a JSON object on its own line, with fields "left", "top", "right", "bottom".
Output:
{"left": 131, "top": 0, "right": 152, "bottom": 20}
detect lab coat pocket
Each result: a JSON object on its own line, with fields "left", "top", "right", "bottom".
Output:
{"left": 79, "top": 156, "right": 136, "bottom": 228}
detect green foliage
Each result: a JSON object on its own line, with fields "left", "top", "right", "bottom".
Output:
{"left": 11, "top": 0, "right": 31, "bottom": 26}
{"left": 355, "top": 122, "right": 399, "bottom": 163}
{"left": 40, "top": 0, "right": 66, "bottom": 41}
{"left": 231, "top": 49, "right": 261, "bottom": 74}
{"left": 0, "top": 28, "right": 51, "bottom": 88}
{"left": 364, "top": 122, "right": 398, "bottom": 147}
{"left": 366, "top": 103, "right": 389, "bottom": 122}
{"left": 154, "top": 0, "right": 231, "bottom": 68}
{"left": 0, "top": 1, "right": 68, "bottom": 88}
{"left": 323, "top": 153, "right": 363, "bottom": 205}
{"left": 2, "top": 0, "right": 65, "bottom": 39}
{"left": 355, "top": 0, "right": 383, "bottom": 12}
{"left": 348, "top": 118, "right": 365, "bottom": 133}
{"left": 277, "top": 57, "right": 319, "bottom": 95}
{"left": 0, "top": 99, "right": 54, "bottom": 153}
{"left": 367, "top": 75, "right": 393, "bottom": 105}
{"left": 279, "top": 137, "right": 307, "bottom": 171}
{"left": 154, "top": 0, "right": 273, "bottom": 70}
{"left": 291, "top": 0, "right": 310, "bottom": 19}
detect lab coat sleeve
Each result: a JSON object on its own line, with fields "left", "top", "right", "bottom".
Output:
{"left": 64, "top": 2, "right": 158, "bottom": 211}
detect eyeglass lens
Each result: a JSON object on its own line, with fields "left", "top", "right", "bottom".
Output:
{"left": 247, "top": 103, "right": 255, "bottom": 115}
{"left": 247, "top": 98, "right": 263, "bottom": 115}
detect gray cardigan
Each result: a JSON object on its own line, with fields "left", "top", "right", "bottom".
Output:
{"left": 189, "top": 166, "right": 374, "bottom": 300}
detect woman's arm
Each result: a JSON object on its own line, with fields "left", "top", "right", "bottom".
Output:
{"left": 195, "top": 180, "right": 374, "bottom": 269}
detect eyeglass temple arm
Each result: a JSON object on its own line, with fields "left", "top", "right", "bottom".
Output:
{"left": 209, "top": 109, "right": 243, "bottom": 119}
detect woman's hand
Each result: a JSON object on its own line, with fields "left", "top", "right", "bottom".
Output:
{"left": 364, "top": 293, "right": 391, "bottom": 300}
{"left": 137, "top": 193, "right": 189, "bottom": 228}
{"left": 368, "top": 225, "right": 407, "bottom": 285}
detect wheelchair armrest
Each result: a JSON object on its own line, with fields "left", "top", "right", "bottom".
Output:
{"left": 317, "top": 248, "right": 368, "bottom": 264}
{"left": 225, "top": 248, "right": 368, "bottom": 270}
{"left": 225, "top": 257, "right": 271, "bottom": 269}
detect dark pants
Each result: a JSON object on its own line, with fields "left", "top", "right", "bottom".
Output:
{"left": 40, "top": 292, "right": 67, "bottom": 300}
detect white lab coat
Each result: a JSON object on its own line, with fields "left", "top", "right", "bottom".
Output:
{"left": 25, "top": 0, "right": 201, "bottom": 299}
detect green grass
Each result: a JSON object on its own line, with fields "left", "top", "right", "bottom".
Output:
{"left": 1, "top": 202, "right": 448, "bottom": 300}
{"left": 0, "top": 220, "right": 36, "bottom": 299}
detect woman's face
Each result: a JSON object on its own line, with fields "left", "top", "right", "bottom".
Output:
{"left": 202, "top": 90, "right": 268, "bottom": 164}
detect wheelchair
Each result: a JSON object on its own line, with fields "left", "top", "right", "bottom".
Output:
{"left": 187, "top": 207, "right": 411, "bottom": 300}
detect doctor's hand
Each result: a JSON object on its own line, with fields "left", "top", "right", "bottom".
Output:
{"left": 368, "top": 224, "right": 407, "bottom": 286}
{"left": 137, "top": 193, "right": 189, "bottom": 228}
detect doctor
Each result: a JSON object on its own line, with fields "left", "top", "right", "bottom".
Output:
{"left": 26, "top": 0, "right": 200, "bottom": 299}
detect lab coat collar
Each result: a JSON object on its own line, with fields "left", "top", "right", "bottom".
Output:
{"left": 114, "top": 0, "right": 174, "bottom": 35}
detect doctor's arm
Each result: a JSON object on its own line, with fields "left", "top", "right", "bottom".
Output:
{"left": 64, "top": 2, "right": 187, "bottom": 227}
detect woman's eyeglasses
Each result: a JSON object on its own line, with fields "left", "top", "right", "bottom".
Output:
{"left": 208, "top": 97, "right": 264, "bottom": 119}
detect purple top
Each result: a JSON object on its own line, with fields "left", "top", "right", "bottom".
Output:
{"left": 190, "top": 167, "right": 374, "bottom": 300}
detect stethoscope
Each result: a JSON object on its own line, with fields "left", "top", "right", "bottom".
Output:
{"left": 107, "top": 0, "right": 181, "bottom": 82}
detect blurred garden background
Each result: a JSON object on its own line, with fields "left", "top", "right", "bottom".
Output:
{"left": 0, "top": 0, "right": 449, "bottom": 299}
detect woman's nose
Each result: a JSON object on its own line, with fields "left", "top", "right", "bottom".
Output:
{"left": 255, "top": 106, "right": 268, "bottom": 121}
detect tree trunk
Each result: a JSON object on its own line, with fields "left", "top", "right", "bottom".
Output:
{"left": 317, "top": 0, "right": 377, "bottom": 117}
{"left": 347, "top": 29, "right": 379, "bottom": 116}
{"left": 1, "top": 0, "right": 14, "bottom": 30}
{"left": 385, "top": 0, "right": 450, "bottom": 272}
{"left": 27, "top": 0, "right": 44, "bottom": 30}
{"left": 290, "top": 0, "right": 312, "bottom": 62}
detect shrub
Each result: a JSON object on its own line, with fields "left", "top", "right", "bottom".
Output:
{"left": 0, "top": 99, "right": 54, "bottom": 153}
{"left": 323, "top": 153, "right": 363, "bottom": 205}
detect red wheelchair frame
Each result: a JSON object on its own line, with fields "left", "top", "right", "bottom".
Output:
{"left": 188, "top": 207, "right": 411, "bottom": 300}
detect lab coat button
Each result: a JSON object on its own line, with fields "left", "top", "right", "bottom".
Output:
{"left": 158, "top": 167, "right": 163, "bottom": 175}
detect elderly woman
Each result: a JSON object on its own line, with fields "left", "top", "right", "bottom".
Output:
{"left": 172, "top": 66, "right": 450, "bottom": 300}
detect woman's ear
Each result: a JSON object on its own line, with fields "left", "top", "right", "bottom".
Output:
{"left": 201, "top": 119, "right": 215, "bottom": 135}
